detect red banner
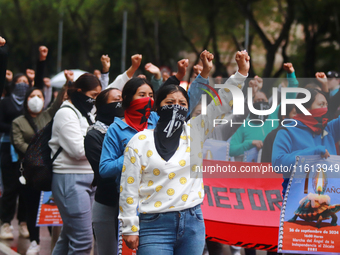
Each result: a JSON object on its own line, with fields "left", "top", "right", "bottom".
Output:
{"left": 202, "top": 160, "right": 283, "bottom": 251}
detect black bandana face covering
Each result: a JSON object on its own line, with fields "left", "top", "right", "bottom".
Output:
{"left": 249, "top": 101, "right": 270, "bottom": 121}
{"left": 96, "top": 101, "right": 124, "bottom": 126}
{"left": 154, "top": 104, "right": 188, "bottom": 161}
{"left": 71, "top": 91, "right": 96, "bottom": 125}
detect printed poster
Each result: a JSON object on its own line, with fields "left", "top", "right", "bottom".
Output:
{"left": 36, "top": 191, "right": 63, "bottom": 226}
{"left": 279, "top": 155, "right": 340, "bottom": 254}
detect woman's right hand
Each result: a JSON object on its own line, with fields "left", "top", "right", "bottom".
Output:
{"left": 123, "top": 235, "right": 139, "bottom": 250}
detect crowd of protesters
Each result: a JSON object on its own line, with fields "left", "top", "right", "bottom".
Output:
{"left": 1, "top": 34, "right": 340, "bottom": 255}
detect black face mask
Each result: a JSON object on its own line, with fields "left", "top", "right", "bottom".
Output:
{"left": 249, "top": 101, "right": 270, "bottom": 121}
{"left": 96, "top": 101, "right": 124, "bottom": 126}
{"left": 71, "top": 91, "right": 95, "bottom": 125}
{"left": 154, "top": 104, "right": 188, "bottom": 161}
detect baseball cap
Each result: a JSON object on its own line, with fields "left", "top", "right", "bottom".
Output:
{"left": 326, "top": 71, "right": 339, "bottom": 78}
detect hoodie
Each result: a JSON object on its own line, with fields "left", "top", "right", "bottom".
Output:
{"left": 272, "top": 116, "right": 340, "bottom": 196}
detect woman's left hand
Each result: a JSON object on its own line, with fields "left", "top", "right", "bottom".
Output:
{"left": 123, "top": 234, "right": 139, "bottom": 250}
{"left": 321, "top": 149, "right": 330, "bottom": 159}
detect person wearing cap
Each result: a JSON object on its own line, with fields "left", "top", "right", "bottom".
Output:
{"left": 326, "top": 71, "right": 340, "bottom": 97}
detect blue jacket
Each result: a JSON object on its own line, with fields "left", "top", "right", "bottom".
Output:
{"left": 99, "top": 112, "right": 159, "bottom": 182}
{"left": 272, "top": 116, "right": 340, "bottom": 196}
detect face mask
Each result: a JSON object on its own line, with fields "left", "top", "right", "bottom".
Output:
{"left": 11, "top": 82, "right": 30, "bottom": 108}
{"left": 294, "top": 107, "right": 328, "bottom": 135}
{"left": 154, "top": 104, "right": 188, "bottom": 161}
{"left": 124, "top": 97, "right": 154, "bottom": 132}
{"left": 249, "top": 101, "right": 270, "bottom": 121}
{"left": 27, "top": 96, "right": 44, "bottom": 114}
{"left": 71, "top": 91, "right": 96, "bottom": 125}
{"left": 96, "top": 101, "right": 124, "bottom": 126}
{"left": 156, "top": 104, "right": 188, "bottom": 138}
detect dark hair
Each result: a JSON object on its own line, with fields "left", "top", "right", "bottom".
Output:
{"left": 122, "top": 78, "right": 153, "bottom": 109}
{"left": 95, "top": 88, "right": 121, "bottom": 109}
{"left": 23, "top": 87, "right": 45, "bottom": 132}
{"left": 295, "top": 88, "right": 327, "bottom": 114}
{"left": 10, "top": 73, "right": 29, "bottom": 94}
{"left": 154, "top": 84, "right": 189, "bottom": 111}
{"left": 304, "top": 83, "right": 321, "bottom": 90}
{"left": 67, "top": 73, "right": 102, "bottom": 98}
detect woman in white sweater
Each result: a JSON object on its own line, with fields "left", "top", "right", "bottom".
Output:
{"left": 49, "top": 73, "right": 101, "bottom": 255}
{"left": 119, "top": 51, "right": 250, "bottom": 254}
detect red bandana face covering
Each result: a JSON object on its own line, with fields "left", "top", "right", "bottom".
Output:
{"left": 294, "top": 107, "right": 328, "bottom": 135}
{"left": 124, "top": 97, "right": 154, "bottom": 132}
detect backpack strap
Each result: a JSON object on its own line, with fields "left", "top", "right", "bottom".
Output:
{"left": 52, "top": 105, "right": 81, "bottom": 163}
{"left": 51, "top": 147, "right": 63, "bottom": 164}
{"left": 60, "top": 105, "right": 80, "bottom": 119}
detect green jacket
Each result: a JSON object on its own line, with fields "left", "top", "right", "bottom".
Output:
{"left": 11, "top": 87, "right": 65, "bottom": 159}
{"left": 229, "top": 114, "right": 277, "bottom": 157}
{"left": 229, "top": 72, "right": 299, "bottom": 157}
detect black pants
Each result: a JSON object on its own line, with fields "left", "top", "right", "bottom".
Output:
{"left": 23, "top": 185, "right": 40, "bottom": 243}
{"left": 0, "top": 143, "right": 26, "bottom": 223}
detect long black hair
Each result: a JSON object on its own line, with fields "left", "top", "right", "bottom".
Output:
{"left": 95, "top": 88, "right": 121, "bottom": 109}
{"left": 9, "top": 73, "right": 30, "bottom": 95}
{"left": 122, "top": 78, "right": 153, "bottom": 109}
{"left": 295, "top": 88, "right": 327, "bottom": 114}
{"left": 67, "top": 73, "right": 102, "bottom": 98}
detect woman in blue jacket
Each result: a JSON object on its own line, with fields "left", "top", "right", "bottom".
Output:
{"left": 99, "top": 71, "right": 210, "bottom": 182}
{"left": 272, "top": 88, "right": 340, "bottom": 197}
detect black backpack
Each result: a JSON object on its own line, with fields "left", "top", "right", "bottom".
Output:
{"left": 21, "top": 105, "right": 78, "bottom": 191}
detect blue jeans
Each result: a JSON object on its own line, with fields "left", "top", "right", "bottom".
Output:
{"left": 138, "top": 204, "right": 205, "bottom": 255}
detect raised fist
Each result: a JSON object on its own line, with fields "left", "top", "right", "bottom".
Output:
{"left": 26, "top": 69, "right": 35, "bottom": 81}
{"left": 249, "top": 75, "right": 263, "bottom": 95}
{"left": 162, "top": 72, "right": 170, "bottom": 82}
{"left": 235, "top": 51, "right": 250, "bottom": 76}
{"left": 131, "top": 54, "right": 142, "bottom": 70}
{"left": 101, "top": 55, "right": 110, "bottom": 73}
{"left": 6, "top": 70, "right": 13, "bottom": 82}
{"left": 64, "top": 70, "right": 74, "bottom": 82}
{"left": 283, "top": 63, "right": 294, "bottom": 74}
{"left": 200, "top": 50, "right": 214, "bottom": 79}
{"left": 93, "top": 69, "right": 101, "bottom": 79}
{"left": 43, "top": 77, "right": 51, "bottom": 88}
{"left": 39, "top": 46, "right": 48, "bottom": 61}
{"left": 137, "top": 74, "right": 147, "bottom": 79}
{"left": 145, "top": 63, "right": 161, "bottom": 79}
{"left": 315, "top": 72, "right": 327, "bottom": 85}
{"left": 193, "top": 64, "right": 203, "bottom": 77}
{"left": 176, "top": 59, "right": 189, "bottom": 81}
{"left": 0, "top": 37, "right": 6, "bottom": 47}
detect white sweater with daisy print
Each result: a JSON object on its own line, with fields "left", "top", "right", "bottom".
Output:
{"left": 119, "top": 71, "right": 247, "bottom": 235}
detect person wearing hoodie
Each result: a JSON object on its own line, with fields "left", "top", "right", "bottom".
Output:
{"left": 272, "top": 88, "right": 339, "bottom": 198}
{"left": 229, "top": 90, "right": 276, "bottom": 157}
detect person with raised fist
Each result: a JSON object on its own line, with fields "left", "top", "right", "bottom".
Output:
{"left": 107, "top": 54, "right": 143, "bottom": 90}
{"left": 118, "top": 50, "right": 249, "bottom": 254}
{"left": 145, "top": 62, "right": 162, "bottom": 91}
{"left": 0, "top": 45, "right": 49, "bottom": 241}
{"left": 0, "top": 36, "right": 8, "bottom": 97}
